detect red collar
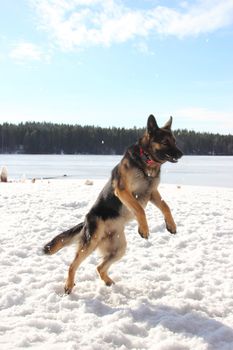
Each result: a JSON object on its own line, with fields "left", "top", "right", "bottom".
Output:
{"left": 139, "top": 147, "right": 161, "bottom": 167}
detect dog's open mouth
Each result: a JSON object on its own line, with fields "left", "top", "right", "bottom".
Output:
{"left": 156, "top": 152, "right": 178, "bottom": 163}
{"left": 164, "top": 154, "right": 178, "bottom": 163}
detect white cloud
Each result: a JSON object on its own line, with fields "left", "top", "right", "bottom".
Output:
{"left": 30, "top": 0, "right": 233, "bottom": 50}
{"left": 152, "top": 0, "right": 233, "bottom": 38}
{"left": 9, "top": 41, "right": 48, "bottom": 62}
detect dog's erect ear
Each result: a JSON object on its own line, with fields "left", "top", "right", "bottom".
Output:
{"left": 163, "top": 116, "right": 173, "bottom": 129}
{"left": 147, "top": 115, "right": 159, "bottom": 135}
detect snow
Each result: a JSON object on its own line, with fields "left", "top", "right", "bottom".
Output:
{"left": 0, "top": 179, "right": 233, "bottom": 350}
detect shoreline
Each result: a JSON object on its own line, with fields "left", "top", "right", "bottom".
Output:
{"left": 1, "top": 177, "right": 233, "bottom": 190}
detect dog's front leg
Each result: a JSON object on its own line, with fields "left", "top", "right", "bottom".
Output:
{"left": 150, "top": 190, "right": 176, "bottom": 234}
{"left": 115, "top": 188, "right": 149, "bottom": 239}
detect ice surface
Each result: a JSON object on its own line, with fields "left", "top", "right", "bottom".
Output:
{"left": 1, "top": 155, "right": 233, "bottom": 187}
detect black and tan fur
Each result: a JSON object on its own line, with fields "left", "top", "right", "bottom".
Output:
{"left": 43, "top": 115, "right": 183, "bottom": 294}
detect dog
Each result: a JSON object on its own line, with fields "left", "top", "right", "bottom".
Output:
{"left": 43, "top": 115, "right": 183, "bottom": 294}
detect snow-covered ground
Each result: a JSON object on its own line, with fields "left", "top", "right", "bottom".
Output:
{"left": 0, "top": 179, "right": 233, "bottom": 350}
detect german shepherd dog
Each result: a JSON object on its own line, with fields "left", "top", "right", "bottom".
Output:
{"left": 43, "top": 115, "right": 183, "bottom": 294}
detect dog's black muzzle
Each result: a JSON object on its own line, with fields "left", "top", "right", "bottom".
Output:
{"left": 157, "top": 147, "right": 183, "bottom": 163}
{"left": 168, "top": 148, "right": 183, "bottom": 163}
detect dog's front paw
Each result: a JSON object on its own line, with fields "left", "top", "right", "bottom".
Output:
{"left": 64, "top": 281, "right": 75, "bottom": 295}
{"left": 165, "top": 219, "right": 177, "bottom": 234}
{"left": 138, "top": 224, "right": 149, "bottom": 239}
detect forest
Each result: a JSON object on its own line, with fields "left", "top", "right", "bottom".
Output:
{"left": 0, "top": 122, "right": 233, "bottom": 155}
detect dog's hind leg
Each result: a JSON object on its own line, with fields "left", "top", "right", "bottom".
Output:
{"left": 64, "top": 240, "right": 98, "bottom": 294}
{"left": 64, "top": 219, "right": 104, "bottom": 294}
{"left": 97, "top": 229, "right": 127, "bottom": 286}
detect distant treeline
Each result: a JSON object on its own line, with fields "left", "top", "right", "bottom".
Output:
{"left": 0, "top": 122, "right": 233, "bottom": 155}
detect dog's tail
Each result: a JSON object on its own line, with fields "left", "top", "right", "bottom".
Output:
{"left": 43, "top": 222, "right": 84, "bottom": 255}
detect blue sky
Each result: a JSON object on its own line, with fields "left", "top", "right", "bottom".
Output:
{"left": 0, "top": 0, "right": 233, "bottom": 134}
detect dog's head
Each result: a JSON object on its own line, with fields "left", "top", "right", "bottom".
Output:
{"left": 141, "top": 114, "right": 183, "bottom": 163}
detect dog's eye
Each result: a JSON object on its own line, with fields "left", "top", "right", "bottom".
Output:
{"left": 161, "top": 141, "right": 169, "bottom": 146}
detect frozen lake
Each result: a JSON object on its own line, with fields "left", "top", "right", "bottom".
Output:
{"left": 0, "top": 154, "right": 232, "bottom": 187}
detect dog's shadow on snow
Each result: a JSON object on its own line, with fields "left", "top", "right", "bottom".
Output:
{"left": 83, "top": 297, "right": 233, "bottom": 349}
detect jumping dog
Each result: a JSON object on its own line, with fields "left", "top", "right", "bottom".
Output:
{"left": 43, "top": 115, "right": 183, "bottom": 294}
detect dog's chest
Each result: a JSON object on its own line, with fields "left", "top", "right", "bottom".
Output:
{"left": 129, "top": 168, "right": 158, "bottom": 203}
